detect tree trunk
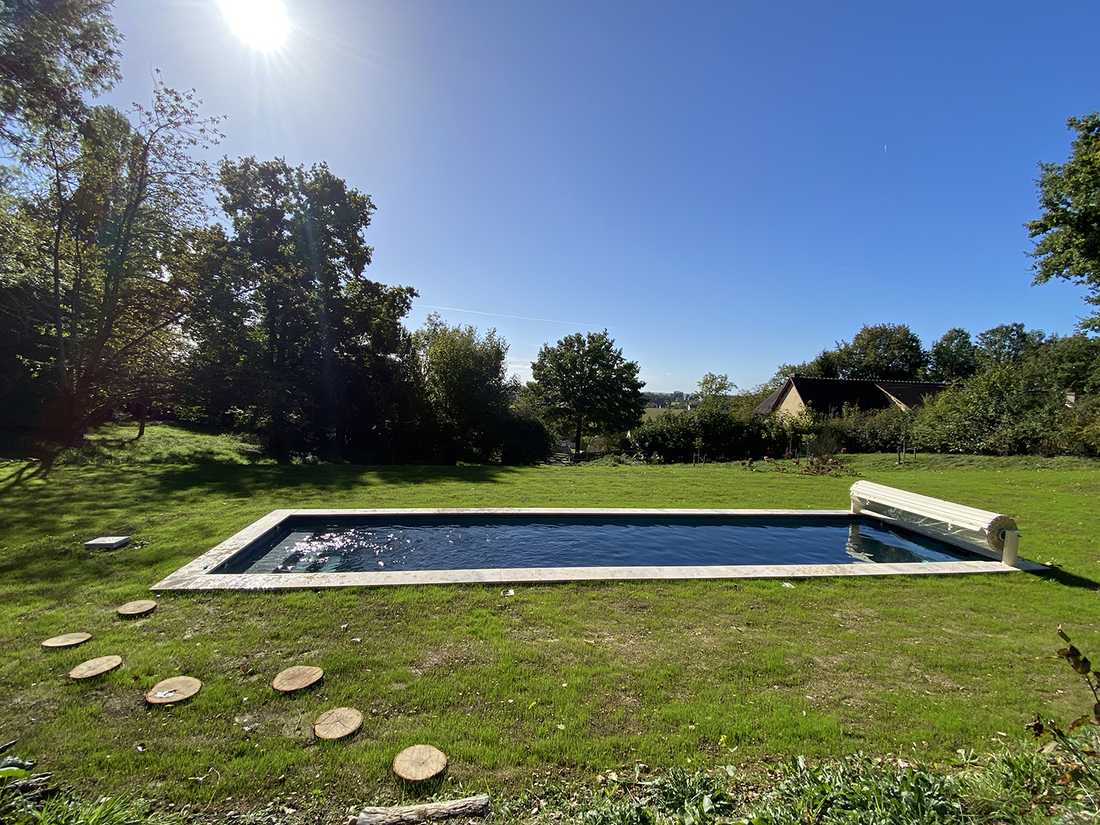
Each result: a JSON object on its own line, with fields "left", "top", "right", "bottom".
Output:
{"left": 573, "top": 417, "right": 583, "bottom": 460}
{"left": 348, "top": 795, "right": 490, "bottom": 825}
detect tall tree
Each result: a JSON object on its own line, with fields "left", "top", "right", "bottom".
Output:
{"left": 838, "top": 323, "right": 927, "bottom": 380}
{"left": 3, "top": 85, "right": 221, "bottom": 441}
{"left": 214, "top": 156, "right": 417, "bottom": 459}
{"left": 929, "top": 328, "right": 978, "bottom": 380}
{"left": 0, "top": 0, "right": 120, "bottom": 143}
{"left": 1028, "top": 113, "right": 1100, "bottom": 331}
{"left": 177, "top": 225, "right": 260, "bottom": 428}
{"left": 763, "top": 349, "right": 843, "bottom": 390}
{"left": 1022, "top": 334, "right": 1100, "bottom": 395}
{"left": 695, "top": 372, "right": 734, "bottom": 406}
{"left": 414, "top": 314, "right": 515, "bottom": 462}
{"left": 976, "top": 323, "right": 1045, "bottom": 367}
{"left": 530, "top": 330, "right": 645, "bottom": 456}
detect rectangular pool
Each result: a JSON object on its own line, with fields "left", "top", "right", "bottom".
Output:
{"left": 153, "top": 508, "right": 1025, "bottom": 590}
{"left": 216, "top": 513, "right": 984, "bottom": 574}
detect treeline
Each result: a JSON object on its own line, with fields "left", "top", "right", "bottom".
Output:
{"left": 773, "top": 322, "right": 1100, "bottom": 455}
{"left": 776, "top": 321, "right": 1054, "bottom": 382}
{"left": 2, "top": 3, "right": 1098, "bottom": 465}
{"left": 0, "top": 133, "right": 628, "bottom": 463}
{"left": 0, "top": 58, "right": 548, "bottom": 461}
{"left": 0, "top": 3, "right": 651, "bottom": 464}
{"left": 629, "top": 324, "right": 1100, "bottom": 461}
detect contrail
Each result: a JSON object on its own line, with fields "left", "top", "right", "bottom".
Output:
{"left": 418, "top": 303, "right": 595, "bottom": 327}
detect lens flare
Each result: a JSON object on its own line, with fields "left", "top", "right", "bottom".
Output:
{"left": 217, "top": 0, "right": 290, "bottom": 53}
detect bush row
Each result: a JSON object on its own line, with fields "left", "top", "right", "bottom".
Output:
{"left": 627, "top": 392, "right": 1100, "bottom": 463}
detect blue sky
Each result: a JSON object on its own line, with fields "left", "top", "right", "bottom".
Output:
{"left": 105, "top": 1, "right": 1098, "bottom": 391}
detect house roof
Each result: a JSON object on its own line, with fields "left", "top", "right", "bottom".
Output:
{"left": 873, "top": 380, "right": 949, "bottom": 409}
{"left": 752, "top": 383, "right": 788, "bottom": 416}
{"left": 753, "top": 375, "right": 946, "bottom": 416}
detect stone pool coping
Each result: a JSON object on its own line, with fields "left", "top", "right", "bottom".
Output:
{"left": 151, "top": 508, "right": 1042, "bottom": 591}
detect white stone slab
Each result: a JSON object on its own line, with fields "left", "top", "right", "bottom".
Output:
{"left": 85, "top": 535, "right": 131, "bottom": 550}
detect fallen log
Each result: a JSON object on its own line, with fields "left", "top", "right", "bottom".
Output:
{"left": 6, "top": 772, "right": 55, "bottom": 803}
{"left": 347, "top": 794, "right": 490, "bottom": 825}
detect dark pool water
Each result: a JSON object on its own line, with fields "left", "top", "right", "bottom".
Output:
{"left": 215, "top": 514, "right": 984, "bottom": 574}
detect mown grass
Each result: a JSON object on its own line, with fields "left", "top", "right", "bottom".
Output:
{"left": 0, "top": 424, "right": 1098, "bottom": 816}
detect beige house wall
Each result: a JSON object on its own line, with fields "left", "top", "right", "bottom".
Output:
{"left": 776, "top": 384, "right": 806, "bottom": 416}
{"left": 874, "top": 385, "right": 910, "bottom": 411}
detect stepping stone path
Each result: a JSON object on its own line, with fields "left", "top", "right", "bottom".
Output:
{"left": 392, "top": 744, "right": 448, "bottom": 784}
{"left": 40, "top": 597, "right": 464, "bottom": 783}
{"left": 313, "top": 707, "right": 362, "bottom": 741}
{"left": 69, "top": 655, "right": 122, "bottom": 680}
{"left": 272, "top": 665, "right": 324, "bottom": 694}
{"left": 116, "top": 599, "right": 157, "bottom": 619}
{"left": 145, "top": 676, "right": 202, "bottom": 705}
{"left": 41, "top": 632, "right": 92, "bottom": 649}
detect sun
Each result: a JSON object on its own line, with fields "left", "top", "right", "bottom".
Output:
{"left": 217, "top": 0, "right": 290, "bottom": 53}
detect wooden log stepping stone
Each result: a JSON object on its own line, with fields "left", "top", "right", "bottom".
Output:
{"left": 392, "top": 744, "right": 448, "bottom": 784}
{"left": 313, "top": 707, "right": 362, "bottom": 741}
{"left": 272, "top": 665, "right": 323, "bottom": 694}
{"left": 41, "top": 632, "right": 92, "bottom": 649}
{"left": 69, "top": 655, "right": 123, "bottom": 681}
{"left": 145, "top": 675, "right": 202, "bottom": 705}
{"left": 117, "top": 599, "right": 157, "bottom": 619}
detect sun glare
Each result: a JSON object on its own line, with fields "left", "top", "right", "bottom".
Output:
{"left": 217, "top": 0, "right": 290, "bottom": 53}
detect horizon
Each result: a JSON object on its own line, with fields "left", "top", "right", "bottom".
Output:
{"left": 103, "top": 0, "right": 1097, "bottom": 391}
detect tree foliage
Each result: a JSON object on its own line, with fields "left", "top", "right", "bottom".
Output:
{"left": 1029, "top": 113, "right": 1100, "bottom": 331}
{"left": 975, "top": 322, "right": 1045, "bottom": 367}
{"left": 530, "top": 330, "right": 645, "bottom": 455}
{"left": 196, "top": 156, "right": 418, "bottom": 460}
{"left": 913, "top": 365, "right": 1062, "bottom": 455}
{"left": 914, "top": 335, "right": 1100, "bottom": 456}
{"left": 414, "top": 314, "right": 515, "bottom": 462}
{"left": 839, "top": 323, "right": 926, "bottom": 379}
{"left": 695, "top": 372, "right": 734, "bottom": 407}
{"left": 0, "top": 0, "right": 120, "bottom": 142}
{"left": 3, "top": 0, "right": 1097, "bottom": 466}
{"left": 928, "top": 328, "right": 977, "bottom": 380}
{"left": 1, "top": 84, "right": 221, "bottom": 441}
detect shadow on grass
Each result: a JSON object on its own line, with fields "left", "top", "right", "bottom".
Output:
{"left": 1029, "top": 566, "right": 1100, "bottom": 591}
{"left": 0, "top": 460, "right": 527, "bottom": 599}
{"left": 148, "top": 461, "right": 522, "bottom": 497}
{"left": 0, "top": 458, "right": 54, "bottom": 494}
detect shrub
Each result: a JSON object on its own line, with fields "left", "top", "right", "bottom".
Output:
{"left": 831, "top": 406, "right": 913, "bottom": 453}
{"left": 912, "top": 367, "right": 1065, "bottom": 455}
{"left": 629, "top": 411, "right": 777, "bottom": 463}
{"left": 1058, "top": 396, "right": 1100, "bottom": 457}
{"left": 629, "top": 412, "right": 698, "bottom": 463}
{"left": 499, "top": 412, "right": 553, "bottom": 465}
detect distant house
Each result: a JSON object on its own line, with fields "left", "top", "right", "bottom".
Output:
{"left": 753, "top": 375, "right": 947, "bottom": 417}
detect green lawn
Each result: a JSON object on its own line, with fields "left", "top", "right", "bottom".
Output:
{"left": 642, "top": 406, "right": 686, "bottom": 420}
{"left": 1, "top": 424, "right": 1098, "bottom": 815}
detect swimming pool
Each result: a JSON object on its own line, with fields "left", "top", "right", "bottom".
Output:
{"left": 215, "top": 513, "right": 984, "bottom": 574}
{"left": 153, "top": 506, "right": 1030, "bottom": 591}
